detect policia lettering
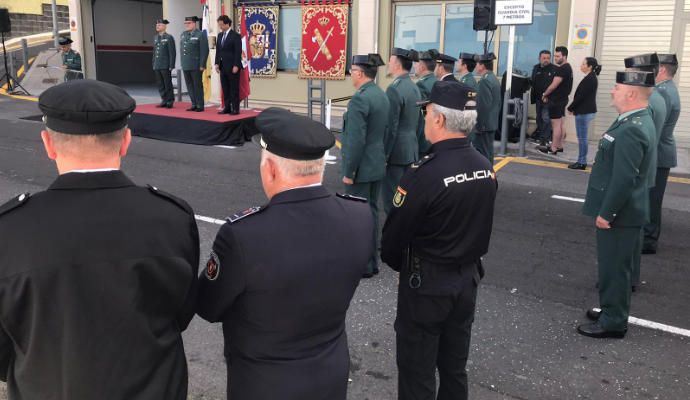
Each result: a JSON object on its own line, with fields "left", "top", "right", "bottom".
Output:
{"left": 443, "top": 169, "right": 495, "bottom": 187}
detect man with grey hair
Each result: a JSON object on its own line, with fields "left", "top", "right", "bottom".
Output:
{"left": 382, "top": 81, "right": 497, "bottom": 400}
{"left": 0, "top": 79, "right": 200, "bottom": 399}
{"left": 197, "top": 107, "right": 374, "bottom": 400}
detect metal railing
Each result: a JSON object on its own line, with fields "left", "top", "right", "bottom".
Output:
{"left": 498, "top": 90, "right": 530, "bottom": 157}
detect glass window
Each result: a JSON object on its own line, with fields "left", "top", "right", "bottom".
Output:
{"left": 278, "top": 7, "right": 301, "bottom": 71}
{"left": 498, "top": 0, "right": 559, "bottom": 75}
{"left": 444, "top": 3, "right": 495, "bottom": 58}
{"left": 393, "top": 4, "right": 442, "bottom": 50}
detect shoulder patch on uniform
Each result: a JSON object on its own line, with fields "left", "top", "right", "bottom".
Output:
{"left": 205, "top": 251, "right": 220, "bottom": 281}
{"left": 392, "top": 187, "right": 407, "bottom": 208}
{"left": 336, "top": 193, "right": 367, "bottom": 202}
{"left": 0, "top": 193, "right": 31, "bottom": 218}
{"left": 603, "top": 134, "right": 615, "bottom": 142}
{"left": 147, "top": 185, "right": 193, "bottom": 215}
{"left": 411, "top": 153, "right": 436, "bottom": 169}
{"left": 226, "top": 206, "right": 264, "bottom": 224}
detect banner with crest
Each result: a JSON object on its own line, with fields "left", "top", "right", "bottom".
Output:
{"left": 239, "top": 6, "right": 279, "bottom": 78}
{"left": 298, "top": 2, "right": 349, "bottom": 80}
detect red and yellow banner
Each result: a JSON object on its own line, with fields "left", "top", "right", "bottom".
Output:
{"left": 298, "top": 2, "right": 349, "bottom": 80}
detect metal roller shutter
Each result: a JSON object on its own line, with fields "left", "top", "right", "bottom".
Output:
{"left": 594, "top": 0, "right": 676, "bottom": 139}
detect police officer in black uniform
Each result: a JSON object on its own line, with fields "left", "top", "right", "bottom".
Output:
{"left": 0, "top": 79, "right": 200, "bottom": 400}
{"left": 196, "top": 108, "right": 374, "bottom": 400}
{"left": 381, "top": 81, "right": 497, "bottom": 400}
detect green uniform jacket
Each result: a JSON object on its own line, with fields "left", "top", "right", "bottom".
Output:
{"left": 476, "top": 71, "right": 501, "bottom": 132}
{"left": 385, "top": 74, "right": 421, "bottom": 165}
{"left": 415, "top": 73, "right": 436, "bottom": 155}
{"left": 180, "top": 29, "right": 209, "bottom": 71}
{"left": 583, "top": 109, "right": 654, "bottom": 226}
{"left": 645, "top": 90, "right": 667, "bottom": 187}
{"left": 459, "top": 72, "right": 478, "bottom": 91}
{"left": 655, "top": 80, "right": 681, "bottom": 168}
{"left": 62, "top": 50, "right": 81, "bottom": 71}
{"left": 153, "top": 33, "right": 176, "bottom": 70}
{"left": 342, "top": 81, "right": 390, "bottom": 182}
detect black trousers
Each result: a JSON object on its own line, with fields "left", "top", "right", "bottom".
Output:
{"left": 643, "top": 167, "right": 671, "bottom": 251}
{"left": 220, "top": 64, "right": 240, "bottom": 113}
{"left": 396, "top": 260, "right": 480, "bottom": 400}
{"left": 183, "top": 69, "right": 204, "bottom": 109}
{"left": 154, "top": 69, "right": 174, "bottom": 105}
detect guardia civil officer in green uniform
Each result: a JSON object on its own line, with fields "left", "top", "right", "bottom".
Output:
{"left": 382, "top": 81, "right": 496, "bottom": 400}
{"left": 383, "top": 48, "right": 422, "bottom": 215}
{"left": 457, "top": 52, "right": 478, "bottom": 91}
{"left": 180, "top": 16, "right": 209, "bottom": 112}
{"left": 623, "top": 53, "right": 666, "bottom": 289}
{"left": 153, "top": 18, "right": 176, "bottom": 108}
{"left": 414, "top": 50, "right": 438, "bottom": 156}
{"left": 342, "top": 53, "right": 390, "bottom": 277}
{"left": 58, "top": 37, "right": 82, "bottom": 81}
{"left": 643, "top": 54, "right": 681, "bottom": 254}
{"left": 474, "top": 53, "right": 501, "bottom": 164}
{"left": 580, "top": 71, "right": 656, "bottom": 339}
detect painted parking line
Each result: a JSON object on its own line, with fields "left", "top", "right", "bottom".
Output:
{"left": 592, "top": 308, "right": 690, "bottom": 338}
{"left": 552, "top": 195, "right": 585, "bottom": 203}
{"left": 194, "top": 214, "right": 225, "bottom": 226}
{"left": 507, "top": 157, "right": 690, "bottom": 185}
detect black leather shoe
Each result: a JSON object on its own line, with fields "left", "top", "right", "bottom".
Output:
{"left": 230, "top": 111, "right": 240, "bottom": 115}
{"left": 218, "top": 110, "right": 230, "bottom": 115}
{"left": 577, "top": 322, "right": 626, "bottom": 338}
{"left": 156, "top": 103, "right": 166, "bottom": 108}
{"left": 568, "top": 163, "right": 586, "bottom": 170}
{"left": 195, "top": 107, "right": 204, "bottom": 112}
{"left": 586, "top": 309, "right": 600, "bottom": 321}
{"left": 537, "top": 145, "right": 558, "bottom": 155}
{"left": 186, "top": 107, "right": 196, "bottom": 111}
{"left": 555, "top": 148, "right": 564, "bottom": 153}
{"left": 165, "top": 103, "right": 174, "bottom": 109}
{"left": 362, "top": 268, "right": 379, "bottom": 279}
{"left": 641, "top": 247, "right": 657, "bottom": 255}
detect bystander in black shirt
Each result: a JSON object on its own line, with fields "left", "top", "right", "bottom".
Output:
{"left": 550, "top": 63, "right": 574, "bottom": 103}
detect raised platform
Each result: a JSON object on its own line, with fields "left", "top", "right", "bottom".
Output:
{"left": 128, "top": 102, "right": 261, "bottom": 146}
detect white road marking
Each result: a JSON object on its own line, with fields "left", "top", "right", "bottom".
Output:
{"left": 195, "top": 214, "right": 226, "bottom": 226}
{"left": 213, "top": 145, "right": 237, "bottom": 149}
{"left": 592, "top": 308, "right": 690, "bottom": 338}
{"left": 551, "top": 195, "right": 585, "bottom": 203}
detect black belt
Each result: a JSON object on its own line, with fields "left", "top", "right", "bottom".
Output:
{"left": 405, "top": 247, "right": 481, "bottom": 289}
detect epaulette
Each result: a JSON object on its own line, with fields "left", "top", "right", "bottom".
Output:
{"left": 632, "top": 116, "right": 643, "bottom": 126}
{"left": 336, "top": 193, "right": 367, "bottom": 202}
{"left": 0, "top": 193, "right": 31, "bottom": 218}
{"left": 410, "top": 153, "right": 436, "bottom": 170}
{"left": 227, "top": 206, "right": 264, "bottom": 224}
{"left": 147, "top": 185, "right": 193, "bottom": 215}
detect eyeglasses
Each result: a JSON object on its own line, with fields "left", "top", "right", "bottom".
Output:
{"left": 421, "top": 105, "right": 431, "bottom": 117}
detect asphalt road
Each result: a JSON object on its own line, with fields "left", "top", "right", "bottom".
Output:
{"left": 0, "top": 95, "right": 688, "bottom": 400}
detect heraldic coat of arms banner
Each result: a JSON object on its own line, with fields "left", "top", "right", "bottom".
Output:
{"left": 241, "top": 6, "right": 279, "bottom": 78}
{"left": 298, "top": 1, "right": 349, "bottom": 80}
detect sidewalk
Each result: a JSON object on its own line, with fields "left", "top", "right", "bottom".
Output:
{"left": 521, "top": 139, "right": 690, "bottom": 176}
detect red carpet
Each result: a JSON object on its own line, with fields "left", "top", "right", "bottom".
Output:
{"left": 135, "top": 102, "right": 262, "bottom": 123}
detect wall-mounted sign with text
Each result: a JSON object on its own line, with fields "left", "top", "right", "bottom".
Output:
{"left": 494, "top": 0, "right": 534, "bottom": 26}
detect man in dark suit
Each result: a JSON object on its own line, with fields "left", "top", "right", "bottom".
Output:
{"left": 0, "top": 80, "right": 200, "bottom": 399}
{"left": 215, "top": 15, "right": 243, "bottom": 115}
{"left": 197, "top": 108, "right": 374, "bottom": 400}
{"left": 434, "top": 53, "right": 458, "bottom": 82}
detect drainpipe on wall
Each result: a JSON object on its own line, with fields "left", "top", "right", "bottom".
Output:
{"left": 52, "top": 0, "right": 59, "bottom": 48}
